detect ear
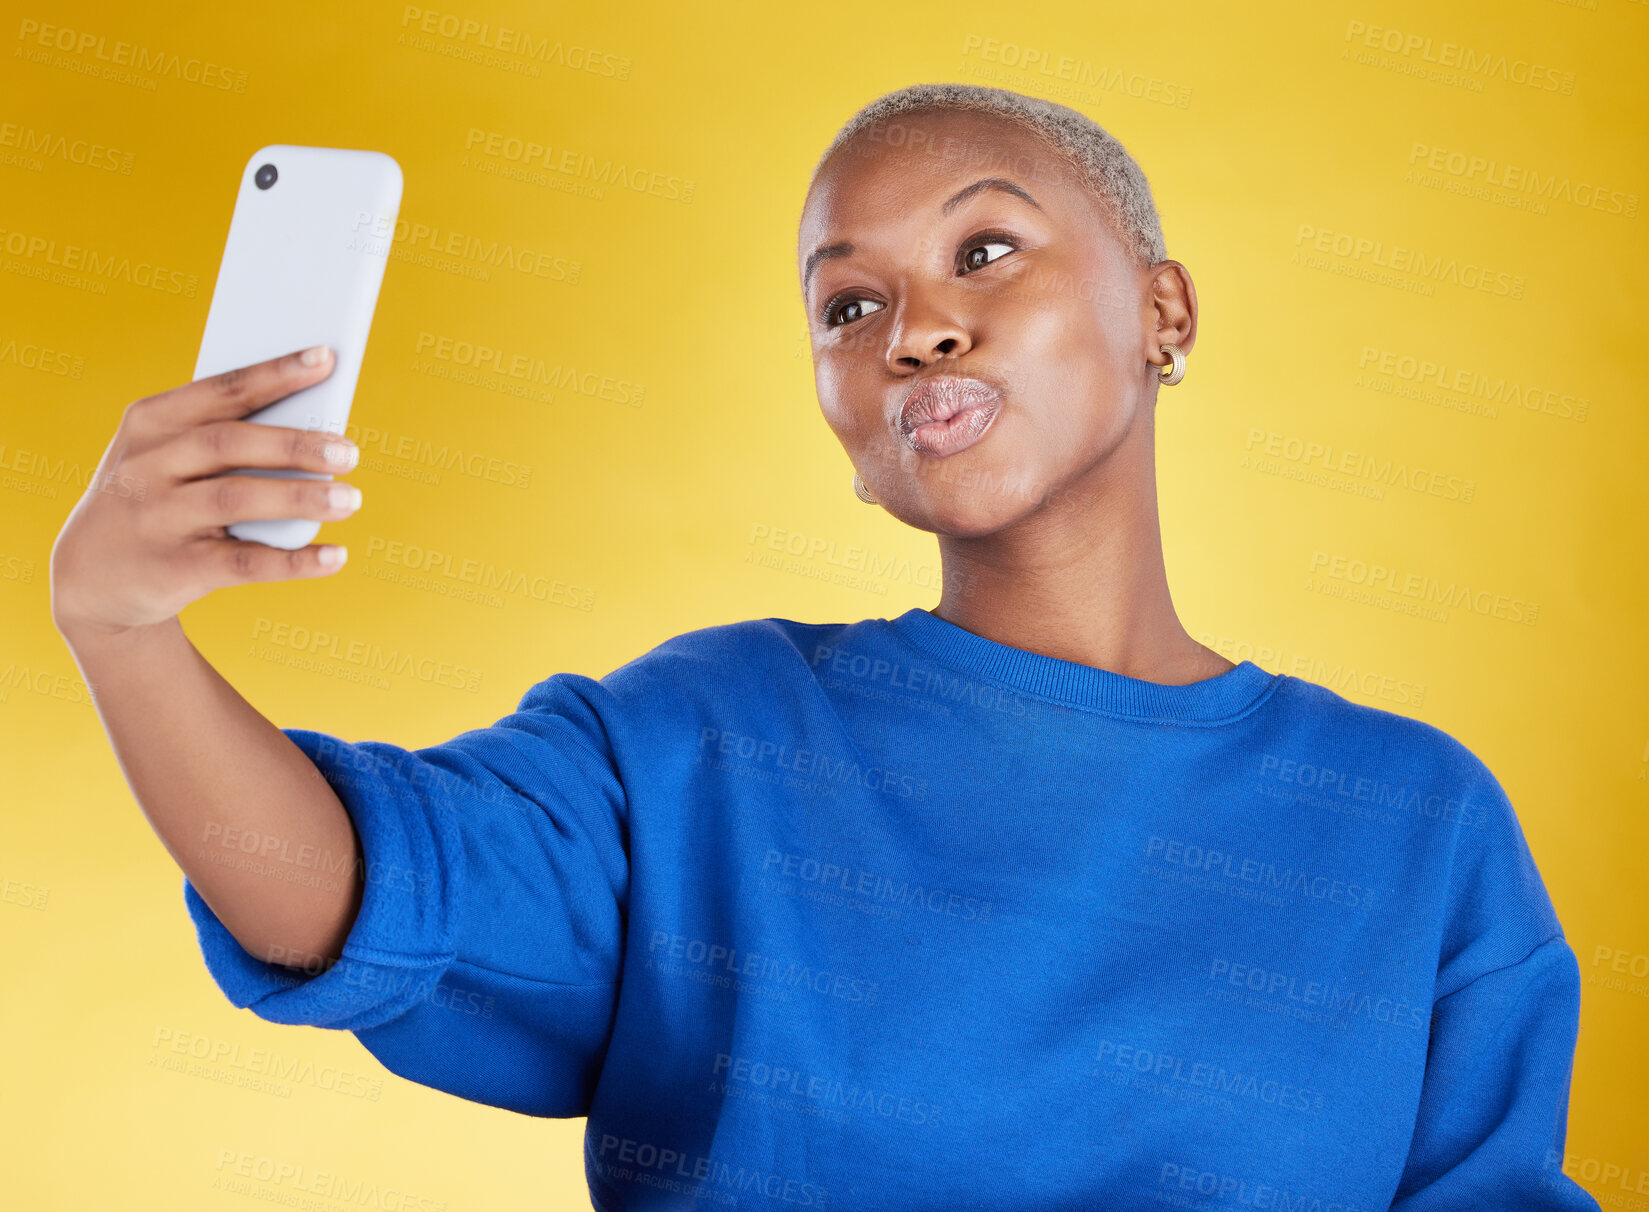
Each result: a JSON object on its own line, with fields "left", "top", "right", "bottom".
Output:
{"left": 1143, "top": 259, "right": 1197, "bottom": 371}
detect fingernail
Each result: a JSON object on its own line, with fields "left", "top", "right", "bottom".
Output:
{"left": 328, "top": 483, "right": 362, "bottom": 511}
{"left": 318, "top": 545, "right": 348, "bottom": 568}
{"left": 300, "top": 345, "right": 332, "bottom": 367}
{"left": 322, "top": 441, "right": 359, "bottom": 468}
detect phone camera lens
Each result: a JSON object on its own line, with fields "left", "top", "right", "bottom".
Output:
{"left": 255, "top": 163, "right": 278, "bottom": 190}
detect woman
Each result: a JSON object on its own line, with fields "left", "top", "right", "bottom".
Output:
{"left": 52, "top": 83, "right": 1597, "bottom": 1210}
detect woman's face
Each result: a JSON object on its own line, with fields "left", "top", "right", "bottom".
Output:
{"left": 798, "top": 109, "right": 1187, "bottom": 537}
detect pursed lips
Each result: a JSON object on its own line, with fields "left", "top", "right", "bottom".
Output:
{"left": 897, "top": 375, "right": 1002, "bottom": 436}
{"left": 895, "top": 374, "right": 1004, "bottom": 457}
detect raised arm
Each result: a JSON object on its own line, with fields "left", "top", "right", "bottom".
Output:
{"left": 51, "top": 346, "right": 367, "bottom": 969}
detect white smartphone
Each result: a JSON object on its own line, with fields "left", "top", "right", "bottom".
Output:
{"left": 193, "top": 144, "right": 402, "bottom": 550}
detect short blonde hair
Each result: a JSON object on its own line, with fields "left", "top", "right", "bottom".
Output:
{"left": 809, "top": 81, "right": 1168, "bottom": 268}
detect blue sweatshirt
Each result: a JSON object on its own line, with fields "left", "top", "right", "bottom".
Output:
{"left": 184, "top": 608, "right": 1599, "bottom": 1211}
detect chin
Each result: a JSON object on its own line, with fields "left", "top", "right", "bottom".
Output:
{"left": 893, "top": 470, "right": 1042, "bottom": 539}
{"left": 892, "top": 431, "right": 1050, "bottom": 528}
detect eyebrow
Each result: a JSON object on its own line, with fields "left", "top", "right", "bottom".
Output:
{"left": 802, "top": 177, "right": 1042, "bottom": 294}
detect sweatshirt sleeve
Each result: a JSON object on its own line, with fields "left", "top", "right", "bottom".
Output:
{"left": 181, "top": 670, "right": 630, "bottom": 1118}
{"left": 1389, "top": 749, "right": 1600, "bottom": 1210}
{"left": 1389, "top": 935, "right": 1599, "bottom": 1210}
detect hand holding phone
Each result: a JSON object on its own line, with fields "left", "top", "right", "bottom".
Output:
{"left": 193, "top": 144, "right": 401, "bottom": 550}
{"left": 49, "top": 347, "right": 364, "bottom": 642}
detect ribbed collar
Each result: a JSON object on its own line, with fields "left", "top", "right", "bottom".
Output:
{"left": 887, "top": 608, "right": 1280, "bottom": 724}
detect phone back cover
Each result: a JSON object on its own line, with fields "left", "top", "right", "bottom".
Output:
{"left": 193, "top": 144, "right": 401, "bottom": 545}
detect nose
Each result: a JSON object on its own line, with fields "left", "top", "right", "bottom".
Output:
{"left": 885, "top": 281, "right": 973, "bottom": 373}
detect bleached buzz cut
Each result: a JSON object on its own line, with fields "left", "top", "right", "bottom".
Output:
{"left": 807, "top": 82, "right": 1169, "bottom": 269}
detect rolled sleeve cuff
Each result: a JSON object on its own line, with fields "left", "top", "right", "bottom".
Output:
{"left": 181, "top": 727, "right": 465, "bottom": 1032}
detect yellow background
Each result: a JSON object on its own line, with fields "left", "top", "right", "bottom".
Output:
{"left": 3, "top": 0, "right": 1646, "bottom": 1206}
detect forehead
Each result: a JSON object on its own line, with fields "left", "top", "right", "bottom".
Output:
{"left": 798, "top": 108, "right": 1093, "bottom": 266}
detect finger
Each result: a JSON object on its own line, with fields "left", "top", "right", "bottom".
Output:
{"left": 142, "top": 345, "right": 336, "bottom": 431}
{"left": 165, "top": 419, "right": 360, "bottom": 483}
{"left": 168, "top": 471, "right": 362, "bottom": 535}
{"left": 193, "top": 536, "right": 351, "bottom": 586}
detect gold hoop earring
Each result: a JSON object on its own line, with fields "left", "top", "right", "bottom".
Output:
{"left": 852, "top": 472, "right": 877, "bottom": 504}
{"left": 1156, "top": 342, "right": 1186, "bottom": 386}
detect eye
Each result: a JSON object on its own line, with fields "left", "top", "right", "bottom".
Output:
{"left": 960, "top": 232, "right": 1019, "bottom": 273}
{"left": 821, "top": 295, "right": 886, "bottom": 327}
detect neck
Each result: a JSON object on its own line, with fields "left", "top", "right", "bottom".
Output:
{"left": 930, "top": 412, "right": 1231, "bottom": 687}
